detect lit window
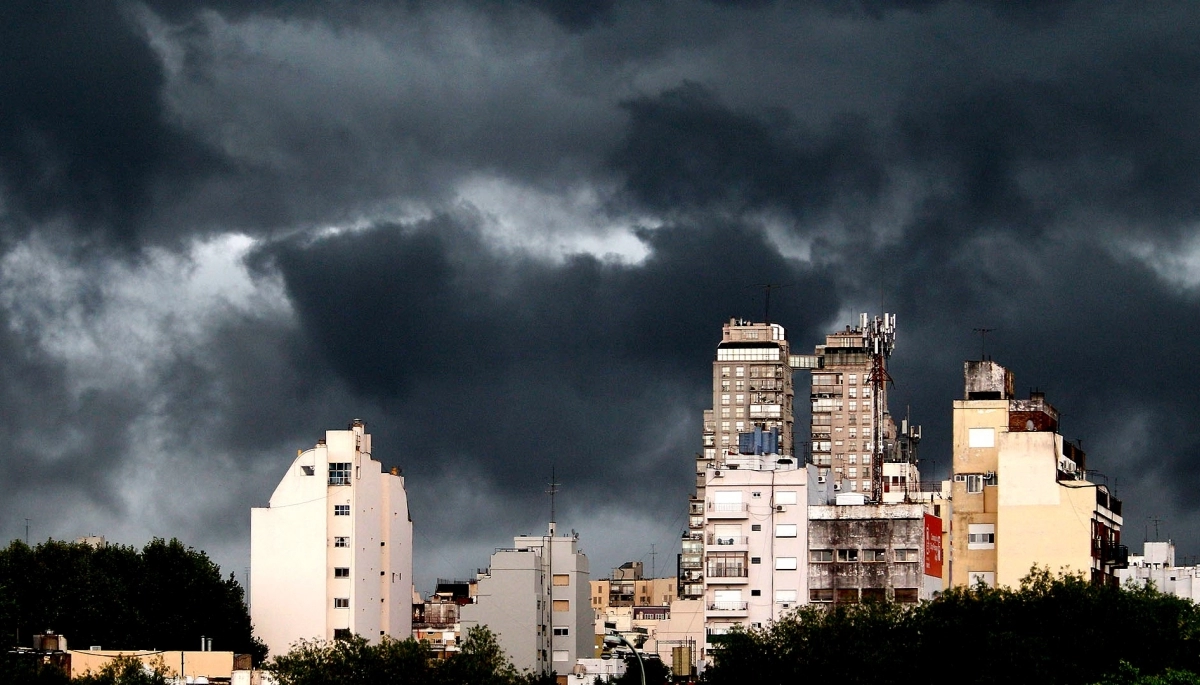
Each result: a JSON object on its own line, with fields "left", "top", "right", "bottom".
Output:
{"left": 334, "top": 567, "right": 350, "bottom": 578}
{"left": 775, "top": 557, "right": 798, "bottom": 570}
{"left": 735, "top": 407, "right": 744, "bottom": 418}
{"left": 849, "top": 467, "right": 858, "bottom": 478}
{"left": 721, "top": 408, "right": 730, "bottom": 418}
{"left": 735, "top": 394, "right": 744, "bottom": 404}
{"left": 735, "top": 366, "right": 745, "bottom": 377}
{"left": 334, "top": 536, "right": 349, "bottom": 548}
{"left": 721, "top": 366, "right": 731, "bottom": 378}
{"left": 328, "top": 463, "right": 351, "bottom": 485}
{"left": 735, "top": 380, "right": 745, "bottom": 391}
{"left": 848, "top": 454, "right": 857, "bottom": 465}
{"left": 721, "top": 394, "right": 730, "bottom": 405}
{"left": 334, "top": 598, "right": 349, "bottom": 608}
{"left": 334, "top": 504, "right": 350, "bottom": 516}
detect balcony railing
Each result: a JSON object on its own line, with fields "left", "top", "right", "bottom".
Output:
{"left": 707, "top": 535, "right": 749, "bottom": 546}
{"left": 707, "top": 601, "right": 749, "bottom": 612}
{"left": 708, "top": 502, "right": 748, "bottom": 514}
{"left": 705, "top": 566, "right": 748, "bottom": 579}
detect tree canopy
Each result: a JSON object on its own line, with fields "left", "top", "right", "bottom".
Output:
{"left": 704, "top": 569, "right": 1200, "bottom": 685}
{"left": 0, "top": 538, "right": 265, "bottom": 661}
{"left": 266, "top": 626, "right": 554, "bottom": 685}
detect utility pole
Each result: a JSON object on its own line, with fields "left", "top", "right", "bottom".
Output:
{"left": 25, "top": 519, "right": 30, "bottom": 545}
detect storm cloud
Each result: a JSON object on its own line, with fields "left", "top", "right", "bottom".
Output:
{"left": 4, "top": 0, "right": 1200, "bottom": 590}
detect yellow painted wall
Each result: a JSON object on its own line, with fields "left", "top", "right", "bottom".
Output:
{"left": 69, "top": 651, "right": 233, "bottom": 680}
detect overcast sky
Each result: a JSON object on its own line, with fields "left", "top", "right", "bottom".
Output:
{"left": 5, "top": 0, "right": 1200, "bottom": 596}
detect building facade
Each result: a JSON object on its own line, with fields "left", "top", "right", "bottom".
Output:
{"left": 697, "top": 452, "right": 808, "bottom": 661}
{"left": 949, "top": 361, "right": 1126, "bottom": 588}
{"left": 250, "top": 420, "right": 413, "bottom": 656}
{"left": 459, "top": 528, "right": 592, "bottom": 675}
{"left": 1116, "top": 541, "right": 1200, "bottom": 600}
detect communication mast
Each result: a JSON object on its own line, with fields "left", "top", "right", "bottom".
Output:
{"left": 863, "top": 313, "right": 896, "bottom": 503}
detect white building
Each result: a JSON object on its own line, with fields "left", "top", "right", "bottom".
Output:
{"left": 460, "top": 526, "right": 592, "bottom": 675}
{"left": 1117, "top": 541, "right": 1200, "bottom": 600}
{"left": 251, "top": 420, "right": 413, "bottom": 656}
{"left": 699, "top": 451, "right": 808, "bottom": 661}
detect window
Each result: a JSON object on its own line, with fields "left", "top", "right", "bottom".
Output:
{"left": 837, "top": 549, "right": 859, "bottom": 562}
{"left": 334, "top": 536, "right": 349, "bottom": 548}
{"left": 735, "top": 380, "right": 744, "bottom": 391}
{"left": 552, "top": 600, "right": 569, "bottom": 612}
{"left": 850, "top": 480, "right": 858, "bottom": 491}
{"left": 809, "top": 588, "right": 834, "bottom": 603}
{"left": 735, "top": 394, "right": 744, "bottom": 404}
{"left": 334, "top": 567, "right": 350, "bottom": 578}
{"left": 552, "top": 574, "right": 570, "bottom": 586}
{"left": 736, "top": 366, "right": 745, "bottom": 377}
{"left": 968, "top": 524, "right": 996, "bottom": 549}
{"left": 775, "top": 524, "right": 797, "bottom": 538}
{"left": 968, "top": 427, "right": 995, "bottom": 448}
{"left": 328, "top": 463, "right": 351, "bottom": 485}
{"left": 553, "top": 650, "right": 569, "bottom": 662}
{"left": 750, "top": 557, "right": 761, "bottom": 564}
{"left": 966, "top": 474, "right": 984, "bottom": 493}
{"left": 836, "top": 588, "right": 860, "bottom": 604}
{"left": 721, "top": 421, "right": 730, "bottom": 432}
{"left": 895, "top": 548, "right": 919, "bottom": 562}
{"left": 553, "top": 627, "right": 569, "bottom": 636}
{"left": 333, "top": 629, "right": 351, "bottom": 641}
{"left": 848, "top": 454, "right": 857, "bottom": 464}
{"left": 775, "top": 590, "right": 798, "bottom": 603}
{"left": 809, "top": 549, "right": 833, "bottom": 562}
{"left": 895, "top": 589, "right": 919, "bottom": 603}
{"left": 848, "top": 467, "right": 858, "bottom": 478}
{"left": 334, "top": 504, "right": 350, "bottom": 516}
{"left": 862, "top": 588, "right": 886, "bottom": 603}
{"left": 774, "top": 557, "right": 798, "bottom": 570}
{"left": 750, "top": 589, "right": 761, "bottom": 597}
{"left": 334, "top": 598, "right": 349, "bottom": 608}
{"left": 864, "top": 549, "right": 886, "bottom": 562}
{"left": 721, "top": 366, "right": 730, "bottom": 378}
{"left": 721, "top": 407, "right": 730, "bottom": 418}
{"left": 776, "top": 491, "right": 797, "bottom": 505}
{"left": 721, "top": 394, "right": 730, "bottom": 405}
{"left": 751, "top": 524, "right": 762, "bottom": 531}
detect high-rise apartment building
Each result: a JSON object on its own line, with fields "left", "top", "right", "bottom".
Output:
{"left": 251, "top": 421, "right": 413, "bottom": 656}
{"left": 949, "top": 361, "right": 1126, "bottom": 588}
{"left": 807, "top": 317, "right": 900, "bottom": 499}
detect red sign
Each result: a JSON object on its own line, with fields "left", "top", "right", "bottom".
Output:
{"left": 924, "top": 513, "right": 943, "bottom": 578}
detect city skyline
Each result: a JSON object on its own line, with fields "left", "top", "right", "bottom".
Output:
{"left": 2, "top": 1, "right": 1200, "bottom": 596}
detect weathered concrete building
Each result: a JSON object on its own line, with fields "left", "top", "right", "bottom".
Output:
{"left": 807, "top": 501, "right": 944, "bottom": 604}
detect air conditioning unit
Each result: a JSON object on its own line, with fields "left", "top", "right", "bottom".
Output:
{"left": 817, "top": 476, "right": 827, "bottom": 483}
{"left": 713, "top": 470, "right": 722, "bottom": 477}
{"left": 775, "top": 505, "right": 786, "bottom": 512}
{"left": 782, "top": 603, "right": 790, "bottom": 608}
{"left": 833, "top": 483, "right": 842, "bottom": 491}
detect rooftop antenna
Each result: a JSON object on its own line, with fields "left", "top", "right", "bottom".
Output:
{"left": 1149, "top": 516, "right": 1164, "bottom": 541}
{"left": 546, "top": 467, "right": 559, "bottom": 532}
{"left": 972, "top": 328, "right": 996, "bottom": 361}
{"left": 749, "top": 283, "right": 792, "bottom": 324}
{"left": 25, "top": 519, "right": 30, "bottom": 546}
{"left": 649, "top": 544, "right": 657, "bottom": 579}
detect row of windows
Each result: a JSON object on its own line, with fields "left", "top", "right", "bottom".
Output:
{"left": 717, "top": 348, "right": 781, "bottom": 361}
{"left": 809, "top": 588, "right": 919, "bottom": 603}
{"left": 809, "top": 548, "right": 920, "bottom": 563}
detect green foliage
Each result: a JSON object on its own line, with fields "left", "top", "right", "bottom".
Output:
{"left": 1093, "top": 661, "right": 1200, "bottom": 685}
{"left": 613, "top": 653, "right": 671, "bottom": 685}
{"left": 0, "top": 538, "right": 266, "bottom": 662}
{"left": 266, "top": 625, "right": 551, "bottom": 685}
{"left": 72, "top": 655, "right": 169, "bottom": 685}
{"left": 703, "top": 568, "right": 1200, "bottom": 685}
{"left": 0, "top": 654, "right": 70, "bottom": 685}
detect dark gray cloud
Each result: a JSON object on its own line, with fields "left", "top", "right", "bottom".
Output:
{"left": 2, "top": 0, "right": 1200, "bottom": 591}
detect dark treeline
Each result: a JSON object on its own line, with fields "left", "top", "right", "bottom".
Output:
{"left": 0, "top": 538, "right": 265, "bottom": 660}
{"left": 706, "top": 569, "right": 1200, "bottom": 685}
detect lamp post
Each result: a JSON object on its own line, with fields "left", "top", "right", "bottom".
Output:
{"left": 604, "top": 632, "right": 645, "bottom": 685}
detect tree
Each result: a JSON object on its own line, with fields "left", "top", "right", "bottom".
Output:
{"left": 72, "top": 655, "right": 169, "bottom": 685}
{"left": 703, "top": 568, "right": 1200, "bottom": 685}
{"left": 0, "top": 538, "right": 266, "bottom": 662}
{"left": 267, "top": 635, "right": 432, "bottom": 685}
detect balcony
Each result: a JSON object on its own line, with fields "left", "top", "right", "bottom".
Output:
{"left": 707, "top": 535, "right": 749, "bottom": 550}
{"left": 706, "top": 601, "right": 749, "bottom": 616}
{"left": 689, "top": 502, "right": 705, "bottom": 515}
{"left": 707, "top": 501, "right": 749, "bottom": 518}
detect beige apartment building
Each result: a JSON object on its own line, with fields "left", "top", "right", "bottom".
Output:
{"left": 949, "top": 361, "right": 1125, "bottom": 588}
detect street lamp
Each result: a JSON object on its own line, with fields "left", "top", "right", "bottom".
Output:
{"left": 603, "top": 631, "right": 645, "bottom": 685}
